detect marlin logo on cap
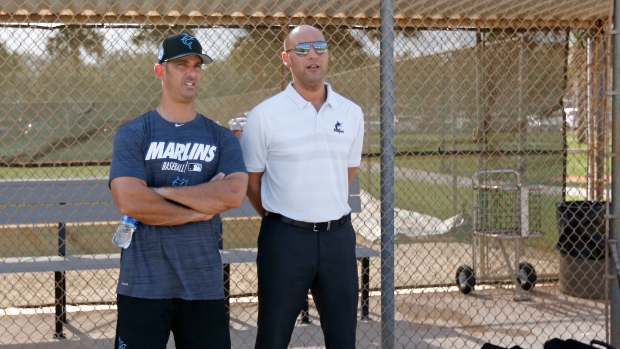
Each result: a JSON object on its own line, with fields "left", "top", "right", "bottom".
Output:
{"left": 181, "top": 34, "right": 195, "bottom": 49}
{"left": 158, "top": 32, "right": 213, "bottom": 65}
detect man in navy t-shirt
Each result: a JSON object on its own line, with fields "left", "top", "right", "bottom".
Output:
{"left": 109, "top": 33, "right": 248, "bottom": 349}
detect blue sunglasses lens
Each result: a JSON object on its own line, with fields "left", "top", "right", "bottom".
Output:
{"left": 290, "top": 41, "right": 328, "bottom": 56}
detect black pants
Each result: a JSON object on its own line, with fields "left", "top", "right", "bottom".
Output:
{"left": 254, "top": 216, "right": 359, "bottom": 349}
{"left": 114, "top": 295, "right": 231, "bottom": 349}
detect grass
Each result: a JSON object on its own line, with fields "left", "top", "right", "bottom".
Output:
{"left": 0, "top": 219, "right": 260, "bottom": 258}
{"left": 363, "top": 128, "right": 564, "bottom": 155}
{"left": 0, "top": 166, "right": 110, "bottom": 180}
{"left": 0, "top": 129, "right": 597, "bottom": 256}
{"left": 364, "top": 153, "right": 566, "bottom": 187}
{"left": 0, "top": 223, "right": 118, "bottom": 258}
{"left": 357, "top": 151, "right": 572, "bottom": 256}
{"left": 357, "top": 160, "right": 562, "bottom": 250}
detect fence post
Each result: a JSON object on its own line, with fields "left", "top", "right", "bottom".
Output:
{"left": 54, "top": 221, "right": 67, "bottom": 339}
{"left": 379, "top": 1, "right": 396, "bottom": 348}
{"left": 609, "top": 1, "right": 620, "bottom": 345}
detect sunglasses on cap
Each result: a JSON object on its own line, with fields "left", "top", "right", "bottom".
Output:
{"left": 285, "top": 41, "right": 329, "bottom": 56}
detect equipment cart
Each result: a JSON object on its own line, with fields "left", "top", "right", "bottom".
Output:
{"left": 455, "top": 169, "right": 543, "bottom": 301}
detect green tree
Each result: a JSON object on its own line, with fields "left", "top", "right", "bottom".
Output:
{"left": 31, "top": 27, "right": 106, "bottom": 102}
{"left": 46, "top": 27, "right": 105, "bottom": 63}
{"left": 214, "top": 26, "right": 372, "bottom": 97}
{"left": 0, "top": 43, "right": 27, "bottom": 103}
{"left": 130, "top": 26, "right": 196, "bottom": 49}
{"left": 219, "top": 27, "right": 286, "bottom": 95}
{"left": 322, "top": 26, "right": 371, "bottom": 74}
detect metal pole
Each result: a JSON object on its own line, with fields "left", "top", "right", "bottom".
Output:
{"left": 379, "top": 0, "right": 395, "bottom": 348}
{"left": 54, "top": 222, "right": 67, "bottom": 339}
{"left": 594, "top": 32, "right": 606, "bottom": 201}
{"left": 439, "top": 55, "right": 447, "bottom": 173}
{"left": 475, "top": 31, "right": 486, "bottom": 152}
{"left": 516, "top": 34, "right": 531, "bottom": 267}
{"left": 609, "top": 1, "right": 620, "bottom": 345}
{"left": 361, "top": 257, "right": 371, "bottom": 320}
{"left": 518, "top": 34, "right": 530, "bottom": 180}
{"left": 587, "top": 35, "right": 594, "bottom": 199}
{"left": 451, "top": 52, "right": 458, "bottom": 216}
{"left": 475, "top": 32, "right": 489, "bottom": 276}
{"left": 561, "top": 29, "right": 570, "bottom": 202}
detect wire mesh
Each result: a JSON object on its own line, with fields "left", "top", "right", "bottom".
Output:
{"left": 0, "top": 0, "right": 614, "bottom": 348}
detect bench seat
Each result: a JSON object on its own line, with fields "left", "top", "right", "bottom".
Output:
{"left": 1, "top": 176, "right": 376, "bottom": 338}
{"left": 0, "top": 245, "right": 377, "bottom": 274}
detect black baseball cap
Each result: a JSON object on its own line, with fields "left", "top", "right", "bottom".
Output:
{"left": 157, "top": 33, "right": 213, "bottom": 65}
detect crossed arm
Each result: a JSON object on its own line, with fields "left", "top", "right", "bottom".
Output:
{"left": 111, "top": 172, "right": 249, "bottom": 226}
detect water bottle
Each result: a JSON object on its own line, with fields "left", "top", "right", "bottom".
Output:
{"left": 112, "top": 215, "right": 139, "bottom": 249}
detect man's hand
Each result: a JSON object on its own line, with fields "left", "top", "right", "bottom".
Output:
{"left": 191, "top": 212, "right": 215, "bottom": 222}
{"left": 210, "top": 172, "right": 226, "bottom": 182}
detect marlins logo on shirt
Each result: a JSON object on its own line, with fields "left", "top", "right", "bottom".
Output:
{"left": 333, "top": 121, "right": 344, "bottom": 133}
{"left": 145, "top": 142, "right": 217, "bottom": 162}
{"left": 172, "top": 177, "right": 189, "bottom": 186}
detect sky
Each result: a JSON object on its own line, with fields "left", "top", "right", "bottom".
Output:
{"left": 0, "top": 27, "right": 246, "bottom": 63}
{"left": 0, "top": 26, "right": 476, "bottom": 64}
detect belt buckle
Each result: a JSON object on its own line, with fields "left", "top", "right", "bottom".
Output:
{"left": 313, "top": 221, "right": 331, "bottom": 232}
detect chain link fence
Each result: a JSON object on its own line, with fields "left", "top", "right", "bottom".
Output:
{"left": 0, "top": 0, "right": 615, "bottom": 348}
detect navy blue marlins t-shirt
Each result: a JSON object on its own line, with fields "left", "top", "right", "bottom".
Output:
{"left": 109, "top": 110, "right": 246, "bottom": 300}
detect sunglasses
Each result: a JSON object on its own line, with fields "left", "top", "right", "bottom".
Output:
{"left": 285, "top": 41, "right": 329, "bottom": 56}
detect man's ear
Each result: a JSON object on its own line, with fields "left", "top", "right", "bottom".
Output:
{"left": 281, "top": 52, "right": 289, "bottom": 67}
{"left": 154, "top": 63, "right": 164, "bottom": 78}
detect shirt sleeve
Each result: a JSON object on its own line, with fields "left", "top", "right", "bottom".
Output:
{"left": 240, "top": 108, "right": 267, "bottom": 173}
{"left": 109, "top": 122, "right": 147, "bottom": 186}
{"left": 215, "top": 125, "right": 248, "bottom": 175}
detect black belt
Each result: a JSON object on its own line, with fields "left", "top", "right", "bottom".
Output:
{"left": 265, "top": 211, "right": 349, "bottom": 232}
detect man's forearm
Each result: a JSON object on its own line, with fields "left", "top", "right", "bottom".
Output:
{"left": 133, "top": 199, "right": 212, "bottom": 226}
{"left": 246, "top": 188, "right": 265, "bottom": 217}
{"left": 155, "top": 172, "right": 248, "bottom": 215}
{"left": 246, "top": 172, "right": 265, "bottom": 217}
{"left": 111, "top": 177, "right": 211, "bottom": 226}
{"left": 348, "top": 167, "right": 358, "bottom": 189}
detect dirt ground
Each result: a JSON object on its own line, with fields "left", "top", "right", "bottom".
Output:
{"left": 0, "top": 284, "right": 607, "bottom": 349}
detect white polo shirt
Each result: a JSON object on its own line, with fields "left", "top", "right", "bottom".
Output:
{"left": 241, "top": 82, "right": 364, "bottom": 222}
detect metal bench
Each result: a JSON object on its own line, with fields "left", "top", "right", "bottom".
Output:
{"left": 0, "top": 177, "right": 377, "bottom": 338}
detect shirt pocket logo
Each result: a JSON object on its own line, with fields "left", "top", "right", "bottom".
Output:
{"left": 333, "top": 121, "right": 344, "bottom": 134}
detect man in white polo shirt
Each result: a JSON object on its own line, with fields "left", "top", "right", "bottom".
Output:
{"left": 241, "top": 25, "right": 364, "bottom": 349}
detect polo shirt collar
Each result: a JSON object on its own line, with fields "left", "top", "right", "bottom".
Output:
{"left": 285, "top": 82, "right": 339, "bottom": 109}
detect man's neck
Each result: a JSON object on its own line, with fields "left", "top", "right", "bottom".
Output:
{"left": 292, "top": 82, "right": 327, "bottom": 112}
{"left": 157, "top": 100, "right": 197, "bottom": 123}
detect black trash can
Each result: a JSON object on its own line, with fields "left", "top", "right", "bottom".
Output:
{"left": 556, "top": 201, "right": 606, "bottom": 299}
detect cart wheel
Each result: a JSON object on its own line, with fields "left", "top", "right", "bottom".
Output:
{"left": 456, "top": 265, "right": 476, "bottom": 294}
{"left": 517, "top": 262, "right": 537, "bottom": 291}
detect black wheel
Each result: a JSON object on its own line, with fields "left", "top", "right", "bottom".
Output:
{"left": 455, "top": 265, "right": 476, "bottom": 295}
{"left": 516, "top": 262, "right": 537, "bottom": 291}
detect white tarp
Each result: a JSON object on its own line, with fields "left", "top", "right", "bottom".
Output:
{"left": 353, "top": 190, "right": 465, "bottom": 242}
